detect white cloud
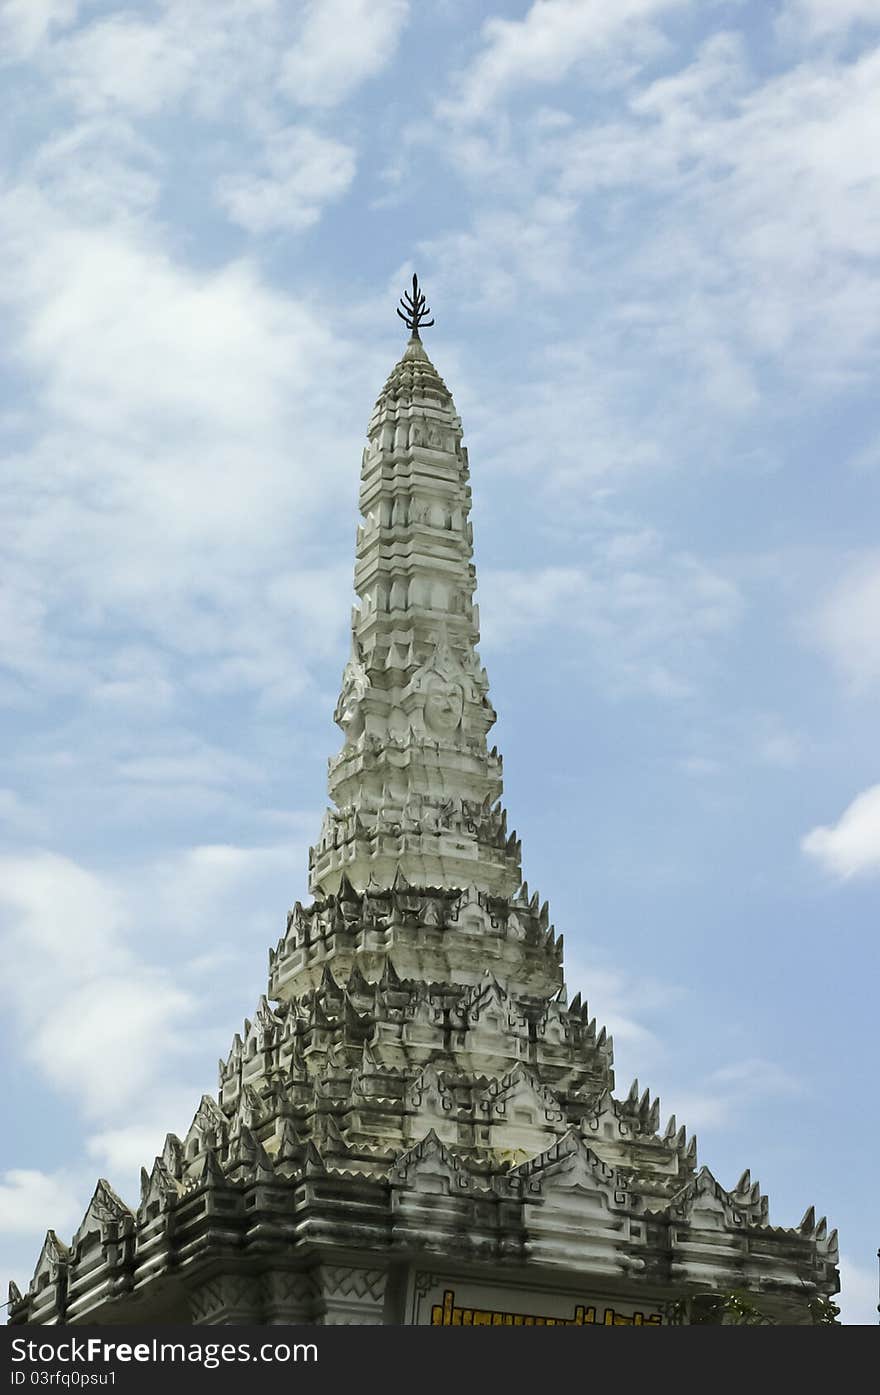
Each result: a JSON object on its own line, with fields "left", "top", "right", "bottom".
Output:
{"left": 281, "top": 0, "right": 410, "bottom": 108}
{"left": 115, "top": 741, "right": 263, "bottom": 791}
{"left": 479, "top": 543, "right": 741, "bottom": 699}
{"left": 802, "top": 784, "right": 880, "bottom": 880}
{"left": 45, "top": 2, "right": 284, "bottom": 123}
{"left": 151, "top": 840, "right": 311, "bottom": 937}
{"left": 29, "top": 119, "right": 162, "bottom": 219}
{"left": 0, "top": 788, "right": 46, "bottom": 836}
{"left": 668, "top": 1058, "right": 804, "bottom": 1132}
{"left": 754, "top": 717, "right": 803, "bottom": 770}
{"left": 0, "top": 826, "right": 323, "bottom": 1260}
{"left": 34, "top": 976, "right": 196, "bottom": 1117}
{"left": 422, "top": 198, "right": 581, "bottom": 306}
{"left": 3, "top": 197, "right": 337, "bottom": 440}
{"left": 0, "top": 1169, "right": 83, "bottom": 1236}
{"left": 216, "top": 126, "right": 356, "bottom": 234}
{"left": 0, "top": 835, "right": 307, "bottom": 1154}
{"left": 36, "top": 0, "right": 409, "bottom": 130}
{"left": 0, "top": 0, "right": 79, "bottom": 60}
{"left": 55, "top": 13, "right": 197, "bottom": 116}
{"left": 563, "top": 952, "right": 683, "bottom": 1071}
{"left": 445, "top": 0, "right": 691, "bottom": 121}
{"left": 0, "top": 854, "right": 197, "bottom": 1116}
{"left": 424, "top": 31, "right": 880, "bottom": 402}
{"left": 554, "top": 966, "right": 804, "bottom": 1139}
{"left": 558, "top": 39, "right": 880, "bottom": 371}
{"left": 780, "top": 0, "right": 880, "bottom": 40}
{"left": 88, "top": 645, "right": 175, "bottom": 715}
{"left": 86, "top": 1084, "right": 204, "bottom": 1183}
{"left": 0, "top": 160, "right": 367, "bottom": 709}
{"left": 810, "top": 557, "right": 880, "bottom": 692}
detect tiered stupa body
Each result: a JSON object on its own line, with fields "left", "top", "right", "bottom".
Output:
{"left": 309, "top": 330, "right": 518, "bottom": 906}
{"left": 8, "top": 313, "right": 839, "bottom": 1327}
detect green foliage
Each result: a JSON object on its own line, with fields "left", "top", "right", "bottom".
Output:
{"left": 668, "top": 1290, "right": 841, "bottom": 1325}
{"left": 691, "top": 1291, "right": 774, "bottom": 1325}
{"left": 807, "top": 1296, "right": 841, "bottom": 1325}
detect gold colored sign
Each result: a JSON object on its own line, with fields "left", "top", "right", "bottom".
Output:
{"left": 430, "top": 1289, "right": 663, "bottom": 1326}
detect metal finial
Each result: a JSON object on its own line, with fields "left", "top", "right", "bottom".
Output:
{"left": 396, "top": 273, "right": 434, "bottom": 337}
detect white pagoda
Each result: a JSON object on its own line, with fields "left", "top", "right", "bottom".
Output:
{"left": 8, "top": 279, "right": 839, "bottom": 1327}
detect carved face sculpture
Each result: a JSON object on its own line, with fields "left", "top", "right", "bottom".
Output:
{"left": 336, "top": 664, "right": 368, "bottom": 742}
{"left": 424, "top": 675, "right": 464, "bottom": 734}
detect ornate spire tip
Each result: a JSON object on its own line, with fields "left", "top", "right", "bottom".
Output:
{"left": 397, "top": 272, "right": 434, "bottom": 339}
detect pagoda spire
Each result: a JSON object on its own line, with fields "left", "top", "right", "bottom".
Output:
{"left": 309, "top": 279, "right": 521, "bottom": 898}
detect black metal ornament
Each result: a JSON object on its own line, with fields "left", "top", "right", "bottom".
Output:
{"left": 397, "top": 273, "right": 434, "bottom": 336}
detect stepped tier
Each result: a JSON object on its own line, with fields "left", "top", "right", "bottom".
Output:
{"left": 270, "top": 877, "right": 559, "bottom": 1000}
{"left": 313, "top": 335, "right": 514, "bottom": 898}
{"left": 10, "top": 887, "right": 837, "bottom": 1326}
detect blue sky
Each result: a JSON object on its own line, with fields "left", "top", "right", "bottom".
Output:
{"left": 1, "top": 0, "right": 878, "bottom": 1324}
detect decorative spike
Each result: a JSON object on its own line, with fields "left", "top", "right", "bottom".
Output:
{"left": 347, "top": 960, "right": 372, "bottom": 997}
{"left": 539, "top": 900, "right": 550, "bottom": 929}
{"left": 685, "top": 1134, "right": 698, "bottom": 1164}
{"left": 276, "top": 1118, "right": 301, "bottom": 1162}
{"left": 8, "top": 1279, "right": 22, "bottom": 1305}
{"left": 320, "top": 962, "right": 340, "bottom": 995}
{"left": 799, "top": 1205, "right": 816, "bottom": 1234}
{"left": 338, "top": 873, "right": 359, "bottom": 903}
{"left": 379, "top": 955, "right": 402, "bottom": 990}
{"left": 139, "top": 1167, "right": 150, "bottom": 1203}
{"left": 749, "top": 1181, "right": 761, "bottom": 1206}
{"left": 628, "top": 1078, "right": 639, "bottom": 1103}
{"left": 639, "top": 1087, "right": 650, "bottom": 1114}
{"left": 161, "top": 1133, "right": 184, "bottom": 1179}
{"left": 675, "top": 1124, "right": 687, "bottom": 1151}
{"left": 735, "top": 1169, "right": 751, "bottom": 1193}
{"left": 304, "top": 1141, "right": 325, "bottom": 1176}
{"left": 664, "top": 1114, "right": 677, "bottom": 1141}
{"left": 596, "top": 1025, "right": 606, "bottom": 1048}
{"left": 815, "top": 1216, "right": 827, "bottom": 1241}
{"left": 648, "top": 1097, "right": 661, "bottom": 1132}
{"left": 202, "top": 1147, "right": 225, "bottom": 1186}
{"left": 570, "top": 991, "right": 582, "bottom": 1014}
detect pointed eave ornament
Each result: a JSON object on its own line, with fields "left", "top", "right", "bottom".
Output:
{"left": 397, "top": 272, "right": 434, "bottom": 341}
